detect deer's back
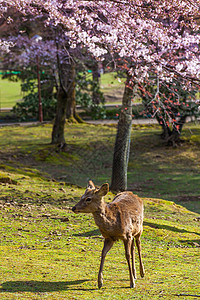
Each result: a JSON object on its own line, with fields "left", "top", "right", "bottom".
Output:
{"left": 102, "top": 192, "right": 144, "bottom": 240}
{"left": 111, "top": 191, "right": 143, "bottom": 214}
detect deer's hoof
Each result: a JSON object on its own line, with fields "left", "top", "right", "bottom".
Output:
{"left": 140, "top": 268, "right": 145, "bottom": 278}
{"left": 98, "top": 278, "right": 103, "bottom": 289}
{"left": 98, "top": 273, "right": 103, "bottom": 289}
{"left": 130, "top": 281, "right": 135, "bottom": 288}
{"left": 98, "top": 282, "right": 103, "bottom": 289}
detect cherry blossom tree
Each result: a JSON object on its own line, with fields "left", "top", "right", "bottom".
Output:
{"left": 0, "top": 8, "right": 82, "bottom": 146}
{"left": 2, "top": 1, "right": 200, "bottom": 80}
{"left": 138, "top": 74, "right": 200, "bottom": 146}
{"left": 1, "top": 0, "right": 200, "bottom": 190}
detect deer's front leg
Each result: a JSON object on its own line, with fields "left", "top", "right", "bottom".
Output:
{"left": 124, "top": 238, "right": 135, "bottom": 288}
{"left": 98, "top": 238, "right": 114, "bottom": 289}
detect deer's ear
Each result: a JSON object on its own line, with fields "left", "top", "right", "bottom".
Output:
{"left": 87, "top": 180, "right": 95, "bottom": 189}
{"left": 97, "top": 183, "right": 109, "bottom": 196}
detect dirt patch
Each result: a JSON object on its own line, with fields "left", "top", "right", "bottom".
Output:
{"left": 0, "top": 176, "right": 18, "bottom": 185}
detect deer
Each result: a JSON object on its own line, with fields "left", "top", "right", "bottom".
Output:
{"left": 72, "top": 180, "right": 145, "bottom": 289}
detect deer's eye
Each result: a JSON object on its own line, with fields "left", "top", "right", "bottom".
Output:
{"left": 86, "top": 198, "right": 92, "bottom": 202}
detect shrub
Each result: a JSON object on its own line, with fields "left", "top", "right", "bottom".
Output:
{"left": 12, "top": 93, "right": 56, "bottom": 121}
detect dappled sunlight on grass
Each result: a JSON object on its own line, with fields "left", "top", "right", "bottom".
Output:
{"left": 0, "top": 173, "right": 199, "bottom": 299}
{"left": 0, "top": 154, "right": 199, "bottom": 299}
{"left": 0, "top": 122, "right": 200, "bottom": 213}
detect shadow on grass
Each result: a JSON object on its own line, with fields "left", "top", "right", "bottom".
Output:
{"left": 73, "top": 229, "right": 101, "bottom": 237}
{"left": 0, "top": 279, "right": 96, "bottom": 293}
{"left": 144, "top": 221, "right": 200, "bottom": 236}
{"left": 179, "top": 239, "right": 200, "bottom": 247}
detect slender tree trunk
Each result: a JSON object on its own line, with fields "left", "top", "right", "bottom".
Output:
{"left": 51, "top": 47, "right": 78, "bottom": 146}
{"left": 92, "top": 62, "right": 101, "bottom": 104}
{"left": 111, "top": 75, "right": 133, "bottom": 192}
{"left": 41, "top": 78, "right": 54, "bottom": 98}
{"left": 51, "top": 86, "right": 68, "bottom": 146}
{"left": 66, "top": 61, "right": 76, "bottom": 121}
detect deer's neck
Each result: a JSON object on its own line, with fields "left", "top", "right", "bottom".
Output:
{"left": 92, "top": 200, "right": 116, "bottom": 232}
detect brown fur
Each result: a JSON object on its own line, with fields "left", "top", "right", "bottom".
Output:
{"left": 72, "top": 180, "right": 145, "bottom": 288}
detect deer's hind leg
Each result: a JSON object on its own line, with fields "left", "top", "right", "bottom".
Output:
{"left": 135, "top": 234, "right": 145, "bottom": 278}
{"left": 131, "top": 238, "right": 137, "bottom": 279}
{"left": 124, "top": 237, "right": 135, "bottom": 288}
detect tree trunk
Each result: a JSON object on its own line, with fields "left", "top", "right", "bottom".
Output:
{"left": 111, "top": 75, "right": 133, "bottom": 192}
{"left": 158, "top": 115, "right": 187, "bottom": 146}
{"left": 51, "top": 86, "right": 68, "bottom": 147}
{"left": 91, "top": 62, "right": 101, "bottom": 104}
{"left": 51, "top": 49, "right": 78, "bottom": 146}
{"left": 66, "top": 61, "right": 76, "bottom": 121}
{"left": 167, "top": 115, "right": 187, "bottom": 146}
{"left": 156, "top": 115, "right": 171, "bottom": 141}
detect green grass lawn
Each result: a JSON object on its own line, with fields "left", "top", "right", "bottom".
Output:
{"left": 100, "top": 72, "right": 125, "bottom": 104}
{"left": 0, "top": 76, "right": 23, "bottom": 108}
{"left": 0, "top": 122, "right": 199, "bottom": 299}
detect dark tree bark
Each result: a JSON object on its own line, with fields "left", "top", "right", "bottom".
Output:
{"left": 51, "top": 86, "right": 68, "bottom": 146}
{"left": 111, "top": 75, "right": 133, "bottom": 192}
{"left": 158, "top": 115, "right": 187, "bottom": 146}
{"left": 41, "top": 78, "right": 54, "bottom": 99}
{"left": 156, "top": 115, "right": 171, "bottom": 140}
{"left": 167, "top": 115, "right": 187, "bottom": 146}
{"left": 66, "top": 61, "right": 76, "bottom": 120}
{"left": 91, "top": 62, "right": 101, "bottom": 104}
{"left": 51, "top": 48, "right": 79, "bottom": 146}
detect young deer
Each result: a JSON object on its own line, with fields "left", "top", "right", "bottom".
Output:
{"left": 72, "top": 180, "right": 144, "bottom": 289}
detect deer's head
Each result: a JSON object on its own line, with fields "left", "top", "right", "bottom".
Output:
{"left": 72, "top": 180, "right": 109, "bottom": 213}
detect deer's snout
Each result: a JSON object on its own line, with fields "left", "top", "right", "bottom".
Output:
{"left": 72, "top": 206, "right": 76, "bottom": 212}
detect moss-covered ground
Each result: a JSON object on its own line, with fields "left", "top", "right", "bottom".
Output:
{"left": 0, "top": 122, "right": 199, "bottom": 299}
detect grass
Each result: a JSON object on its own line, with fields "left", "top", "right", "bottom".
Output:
{"left": 100, "top": 72, "right": 126, "bottom": 104}
{"left": 0, "top": 122, "right": 199, "bottom": 299}
{"left": 0, "top": 76, "right": 23, "bottom": 109}
{"left": 128, "top": 124, "right": 200, "bottom": 213}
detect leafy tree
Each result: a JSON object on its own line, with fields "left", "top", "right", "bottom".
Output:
{"left": 139, "top": 76, "right": 200, "bottom": 146}
{"left": 0, "top": 13, "right": 82, "bottom": 146}
{"left": 76, "top": 72, "right": 106, "bottom": 120}
{"left": 1, "top": 0, "right": 200, "bottom": 190}
{"left": 1, "top": 1, "right": 200, "bottom": 84}
{"left": 1, "top": 35, "right": 58, "bottom": 120}
{"left": 10, "top": 68, "right": 56, "bottom": 121}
